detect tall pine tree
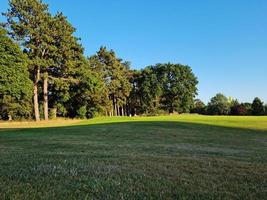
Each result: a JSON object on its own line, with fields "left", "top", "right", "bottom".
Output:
{"left": 3, "top": 0, "right": 53, "bottom": 121}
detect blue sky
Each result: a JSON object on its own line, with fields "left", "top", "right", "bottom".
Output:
{"left": 1, "top": 0, "right": 267, "bottom": 103}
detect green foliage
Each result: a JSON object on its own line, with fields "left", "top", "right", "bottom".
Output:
{"left": 3, "top": 0, "right": 87, "bottom": 120}
{"left": 231, "top": 102, "right": 251, "bottom": 116}
{"left": 252, "top": 97, "right": 264, "bottom": 116}
{"left": 0, "top": 27, "right": 33, "bottom": 120}
{"left": 3, "top": 0, "right": 55, "bottom": 73}
{"left": 229, "top": 99, "right": 240, "bottom": 115}
{"left": 89, "top": 47, "right": 132, "bottom": 116}
{"left": 77, "top": 106, "right": 87, "bottom": 119}
{"left": 191, "top": 99, "right": 206, "bottom": 114}
{"left": 161, "top": 63, "right": 198, "bottom": 113}
{"left": 207, "top": 93, "right": 230, "bottom": 115}
{"left": 48, "top": 13, "right": 86, "bottom": 114}
{"left": 133, "top": 63, "right": 198, "bottom": 115}
{"left": 242, "top": 103, "right": 252, "bottom": 115}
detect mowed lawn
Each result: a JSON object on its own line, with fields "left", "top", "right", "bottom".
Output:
{"left": 0, "top": 116, "right": 267, "bottom": 199}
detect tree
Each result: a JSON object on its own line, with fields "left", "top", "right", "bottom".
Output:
{"left": 160, "top": 63, "right": 198, "bottom": 113}
{"left": 47, "top": 13, "right": 86, "bottom": 118}
{"left": 3, "top": 0, "right": 54, "bottom": 121}
{"left": 264, "top": 104, "right": 267, "bottom": 115}
{"left": 138, "top": 66, "right": 164, "bottom": 114}
{"left": 127, "top": 69, "right": 142, "bottom": 116}
{"left": 66, "top": 58, "right": 110, "bottom": 118}
{"left": 0, "top": 28, "right": 33, "bottom": 120}
{"left": 251, "top": 97, "right": 264, "bottom": 115}
{"left": 207, "top": 93, "right": 230, "bottom": 115}
{"left": 3, "top": 1, "right": 89, "bottom": 120}
{"left": 237, "top": 103, "right": 250, "bottom": 115}
{"left": 229, "top": 99, "right": 240, "bottom": 115}
{"left": 191, "top": 99, "right": 206, "bottom": 114}
{"left": 136, "top": 63, "right": 198, "bottom": 115}
{"left": 91, "top": 47, "right": 132, "bottom": 116}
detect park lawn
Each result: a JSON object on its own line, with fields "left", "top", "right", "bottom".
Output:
{"left": 0, "top": 115, "right": 267, "bottom": 199}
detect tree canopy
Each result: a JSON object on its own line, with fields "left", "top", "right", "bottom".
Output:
{"left": 252, "top": 97, "right": 264, "bottom": 116}
{"left": 0, "top": 27, "right": 33, "bottom": 120}
{"left": 207, "top": 93, "right": 230, "bottom": 115}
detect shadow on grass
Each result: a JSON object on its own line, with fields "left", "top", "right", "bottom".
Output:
{"left": 1, "top": 119, "right": 267, "bottom": 134}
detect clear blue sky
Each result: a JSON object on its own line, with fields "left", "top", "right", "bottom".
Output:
{"left": 1, "top": 0, "right": 267, "bottom": 103}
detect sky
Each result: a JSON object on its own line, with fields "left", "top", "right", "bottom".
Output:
{"left": 1, "top": 0, "right": 267, "bottom": 103}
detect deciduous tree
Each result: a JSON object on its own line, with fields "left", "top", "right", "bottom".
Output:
{"left": 207, "top": 93, "right": 230, "bottom": 115}
{"left": 0, "top": 28, "right": 33, "bottom": 120}
{"left": 251, "top": 97, "right": 264, "bottom": 115}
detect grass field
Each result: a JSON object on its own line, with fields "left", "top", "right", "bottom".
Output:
{"left": 0, "top": 115, "right": 267, "bottom": 199}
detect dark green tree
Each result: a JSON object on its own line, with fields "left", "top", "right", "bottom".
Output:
{"left": 207, "top": 93, "right": 230, "bottom": 115}
{"left": 191, "top": 99, "right": 206, "bottom": 114}
{"left": 160, "top": 63, "right": 198, "bottom": 113}
{"left": 66, "top": 58, "right": 109, "bottom": 118}
{"left": 229, "top": 99, "right": 240, "bottom": 115}
{"left": 0, "top": 28, "right": 33, "bottom": 120}
{"left": 251, "top": 97, "right": 264, "bottom": 115}
{"left": 92, "top": 47, "right": 132, "bottom": 116}
{"left": 47, "top": 13, "right": 86, "bottom": 118}
{"left": 138, "top": 66, "right": 163, "bottom": 114}
{"left": 127, "top": 69, "right": 142, "bottom": 116}
{"left": 136, "top": 63, "right": 198, "bottom": 115}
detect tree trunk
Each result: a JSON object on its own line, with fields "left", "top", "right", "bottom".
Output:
{"left": 34, "top": 67, "right": 40, "bottom": 121}
{"left": 50, "top": 107, "right": 57, "bottom": 119}
{"left": 121, "top": 106, "right": 124, "bottom": 116}
{"left": 114, "top": 100, "right": 117, "bottom": 116}
{"left": 8, "top": 114, "right": 12, "bottom": 121}
{"left": 43, "top": 74, "right": 49, "bottom": 121}
{"left": 116, "top": 101, "right": 119, "bottom": 116}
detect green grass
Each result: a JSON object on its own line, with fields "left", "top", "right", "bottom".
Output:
{"left": 0, "top": 115, "right": 267, "bottom": 199}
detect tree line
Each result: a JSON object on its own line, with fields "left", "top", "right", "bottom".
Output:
{"left": 191, "top": 94, "right": 267, "bottom": 116}
{"left": 0, "top": 0, "right": 199, "bottom": 121}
